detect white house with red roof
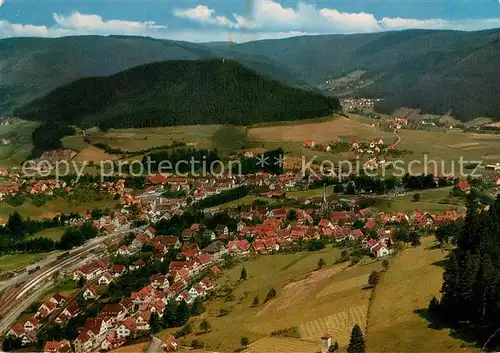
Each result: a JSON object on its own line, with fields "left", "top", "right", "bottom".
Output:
{"left": 83, "top": 287, "right": 100, "bottom": 301}
{"left": 37, "top": 300, "right": 57, "bottom": 318}
{"left": 455, "top": 180, "right": 471, "bottom": 194}
{"left": 116, "top": 318, "right": 136, "bottom": 339}
{"left": 303, "top": 140, "right": 316, "bottom": 149}
{"left": 176, "top": 290, "right": 194, "bottom": 305}
{"left": 371, "top": 243, "right": 390, "bottom": 258}
{"left": 227, "top": 240, "right": 250, "bottom": 256}
{"left": 162, "top": 334, "right": 181, "bottom": 352}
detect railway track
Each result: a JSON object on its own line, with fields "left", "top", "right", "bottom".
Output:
{"left": 0, "top": 229, "right": 128, "bottom": 317}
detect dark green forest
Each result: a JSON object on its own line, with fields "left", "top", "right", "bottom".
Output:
{"left": 15, "top": 59, "right": 340, "bottom": 129}
{"left": 429, "top": 196, "right": 500, "bottom": 349}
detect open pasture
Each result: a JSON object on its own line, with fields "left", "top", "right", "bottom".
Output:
{"left": 366, "top": 237, "right": 478, "bottom": 353}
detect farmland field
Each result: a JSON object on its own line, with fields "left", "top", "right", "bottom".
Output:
{"left": 163, "top": 246, "right": 386, "bottom": 352}
{"left": 0, "top": 197, "right": 116, "bottom": 219}
{"left": 0, "top": 119, "right": 39, "bottom": 168}
{"left": 0, "top": 253, "right": 49, "bottom": 273}
{"left": 29, "top": 227, "right": 67, "bottom": 242}
{"left": 79, "top": 125, "right": 246, "bottom": 153}
{"left": 247, "top": 115, "right": 393, "bottom": 144}
{"left": 366, "top": 237, "right": 478, "bottom": 353}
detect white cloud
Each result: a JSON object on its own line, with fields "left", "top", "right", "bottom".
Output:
{"left": 0, "top": 12, "right": 168, "bottom": 39}
{"left": 174, "top": 0, "right": 500, "bottom": 34}
{"left": 0, "top": 1, "right": 499, "bottom": 42}
{"left": 173, "top": 5, "right": 238, "bottom": 28}
{"left": 379, "top": 17, "right": 500, "bottom": 31}
{"left": 53, "top": 12, "right": 167, "bottom": 34}
{"left": 0, "top": 0, "right": 4, "bottom": 7}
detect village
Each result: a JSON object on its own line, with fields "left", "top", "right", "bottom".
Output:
{"left": 1, "top": 159, "right": 498, "bottom": 353}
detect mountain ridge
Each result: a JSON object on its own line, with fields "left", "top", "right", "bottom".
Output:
{"left": 15, "top": 58, "right": 341, "bottom": 129}
{"left": 2, "top": 29, "right": 500, "bottom": 120}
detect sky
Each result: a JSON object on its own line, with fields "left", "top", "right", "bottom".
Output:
{"left": 0, "top": 0, "right": 499, "bottom": 42}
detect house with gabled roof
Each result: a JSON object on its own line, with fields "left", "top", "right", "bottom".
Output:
{"left": 455, "top": 180, "right": 471, "bottom": 194}
{"left": 98, "top": 271, "right": 114, "bottom": 286}
{"left": 150, "top": 274, "right": 170, "bottom": 289}
{"left": 37, "top": 300, "right": 57, "bottom": 318}
{"left": 372, "top": 243, "right": 390, "bottom": 258}
{"left": 44, "top": 339, "right": 73, "bottom": 353}
{"left": 100, "top": 334, "right": 125, "bottom": 351}
{"left": 227, "top": 240, "right": 250, "bottom": 256}
{"left": 133, "top": 310, "right": 151, "bottom": 331}
{"left": 176, "top": 290, "right": 193, "bottom": 305}
{"left": 83, "top": 286, "right": 100, "bottom": 301}
{"left": 116, "top": 318, "right": 136, "bottom": 339}
{"left": 49, "top": 292, "right": 67, "bottom": 307}
{"left": 162, "top": 334, "right": 181, "bottom": 352}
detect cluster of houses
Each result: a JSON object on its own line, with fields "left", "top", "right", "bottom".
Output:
{"left": 349, "top": 138, "right": 387, "bottom": 155}
{"left": 340, "top": 98, "right": 383, "bottom": 111}
{"left": 47, "top": 226, "right": 221, "bottom": 353}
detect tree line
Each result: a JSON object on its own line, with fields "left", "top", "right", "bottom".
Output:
{"left": 429, "top": 196, "right": 500, "bottom": 349}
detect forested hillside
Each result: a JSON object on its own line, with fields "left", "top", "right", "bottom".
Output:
{"left": 3, "top": 29, "right": 499, "bottom": 121}
{"left": 430, "top": 196, "right": 500, "bottom": 349}
{"left": 0, "top": 36, "right": 216, "bottom": 113}
{"left": 0, "top": 35, "right": 307, "bottom": 115}
{"left": 15, "top": 59, "right": 340, "bottom": 129}
{"left": 223, "top": 29, "right": 500, "bottom": 119}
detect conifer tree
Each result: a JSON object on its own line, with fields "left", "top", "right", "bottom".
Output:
{"left": 347, "top": 324, "right": 365, "bottom": 353}
{"left": 240, "top": 267, "right": 247, "bottom": 281}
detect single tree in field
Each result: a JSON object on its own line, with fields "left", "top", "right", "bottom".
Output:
{"left": 251, "top": 295, "right": 260, "bottom": 307}
{"left": 317, "top": 258, "right": 326, "bottom": 269}
{"left": 240, "top": 267, "right": 247, "bottom": 281}
{"left": 347, "top": 324, "right": 366, "bottom": 353}
{"left": 199, "top": 319, "right": 211, "bottom": 332}
{"left": 381, "top": 259, "right": 390, "bottom": 271}
{"left": 413, "top": 193, "right": 421, "bottom": 202}
{"left": 368, "top": 271, "right": 380, "bottom": 288}
{"left": 240, "top": 337, "right": 250, "bottom": 348}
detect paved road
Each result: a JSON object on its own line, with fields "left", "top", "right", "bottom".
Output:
{"left": 147, "top": 336, "right": 163, "bottom": 353}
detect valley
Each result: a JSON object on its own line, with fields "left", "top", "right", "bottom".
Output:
{"left": 0, "top": 21, "right": 498, "bottom": 353}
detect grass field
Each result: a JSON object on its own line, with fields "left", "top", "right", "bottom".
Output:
{"left": 287, "top": 185, "right": 336, "bottom": 199}
{"left": 366, "top": 237, "right": 478, "bottom": 353}
{"left": 0, "top": 253, "right": 48, "bottom": 273}
{"left": 219, "top": 195, "right": 274, "bottom": 209}
{"left": 161, "top": 247, "right": 385, "bottom": 352}
{"left": 42, "top": 279, "right": 78, "bottom": 301}
{"left": 29, "top": 227, "right": 67, "bottom": 242}
{"left": 0, "top": 119, "right": 39, "bottom": 168}
{"left": 72, "top": 125, "right": 247, "bottom": 154}
{"left": 247, "top": 115, "right": 393, "bottom": 145}
{"left": 0, "top": 197, "right": 117, "bottom": 219}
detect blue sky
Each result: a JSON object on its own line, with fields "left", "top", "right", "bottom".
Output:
{"left": 0, "top": 0, "right": 498, "bottom": 42}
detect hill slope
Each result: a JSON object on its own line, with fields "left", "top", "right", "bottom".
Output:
{"left": 225, "top": 29, "right": 500, "bottom": 119}
{"left": 0, "top": 36, "right": 306, "bottom": 114}
{"left": 15, "top": 59, "right": 340, "bottom": 129}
